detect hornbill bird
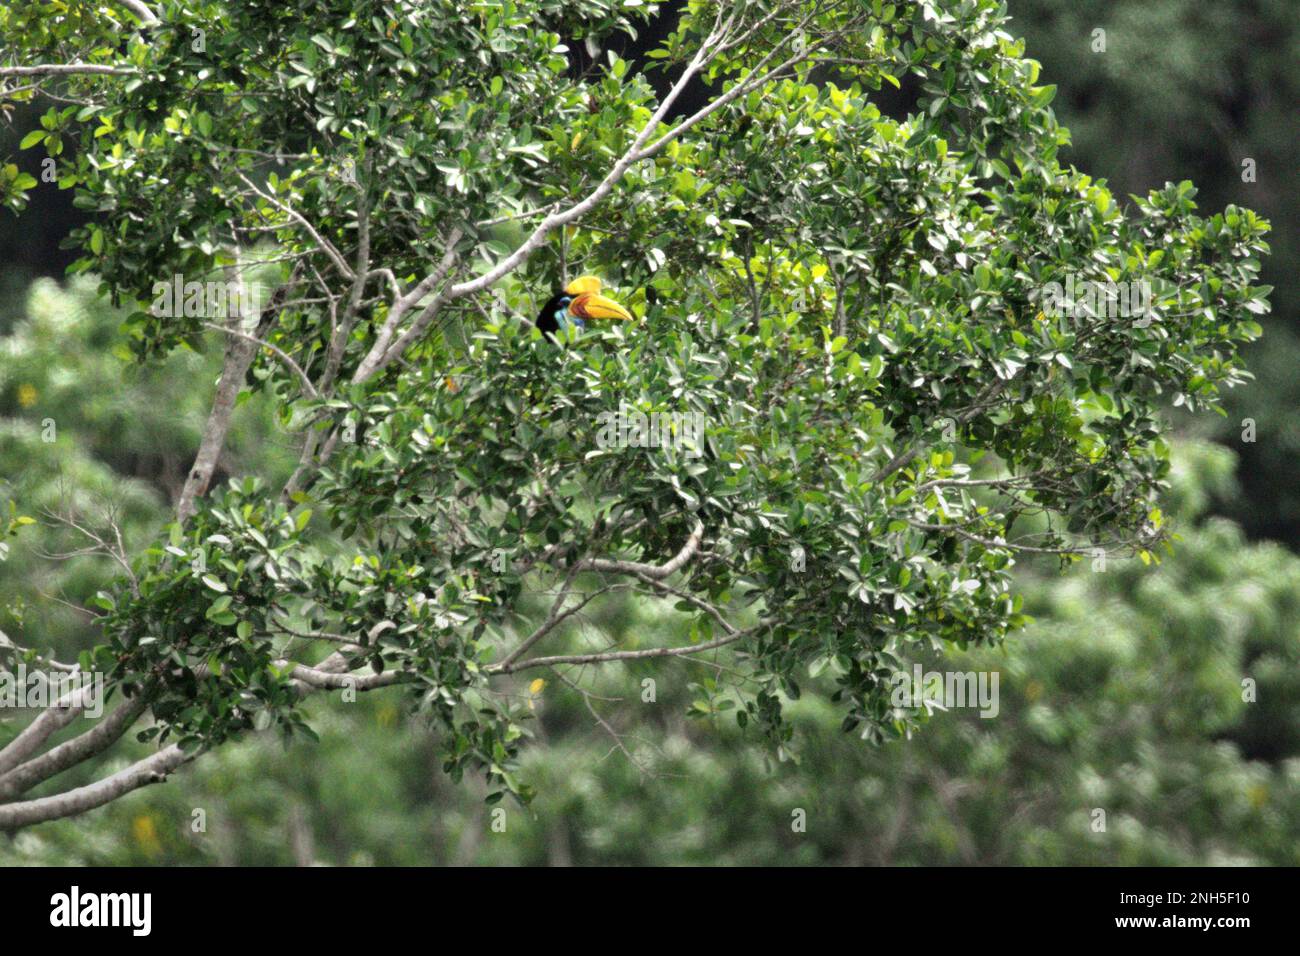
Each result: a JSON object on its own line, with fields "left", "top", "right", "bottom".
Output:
{"left": 535, "top": 275, "right": 633, "bottom": 339}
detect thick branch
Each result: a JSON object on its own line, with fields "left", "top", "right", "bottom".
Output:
{"left": 177, "top": 277, "right": 288, "bottom": 521}
{"left": 0, "top": 64, "right": 135, "bottom": 77}
{"left": 0, "top": 694, "right": 150, "bottom": 800}
{"left": 574, "top": 520, "right": 704, "bottom": 580}
{"left": 352, "top": 228, "right": 461, "bottom": 382}
{"left": 0, "top": 648, "right": 375, "bottom": 828}
{"left": 0, "top": 685, "right": 89, "bottom": 776}
{"left": 0, "top": 744, "right": 190, "bottom": 831}
{"left": 118, "top": 0, "right": 160, "bottom": 25}
{"left": 177, "top": 337, "right": 256, "bottom": 521}
{"left": 284, "top": 663, "right": 407, "bottom": 691}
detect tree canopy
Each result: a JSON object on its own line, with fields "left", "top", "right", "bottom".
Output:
{"left": 0, "top": 0, "right": 1270, "bottom": 827}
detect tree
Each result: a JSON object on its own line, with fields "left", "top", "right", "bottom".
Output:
{"left": 5, "top": 304, "right": 1294, "bottom": 865}
{"left": 1008, "top": 0, "right": 1300, "bottom": 545}
{"left": 0, "top": 0, "right": 1269, "bottom": 828}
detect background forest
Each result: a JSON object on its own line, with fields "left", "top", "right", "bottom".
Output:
{"left": 0, "top": 0, "right": 1296, "bottom": 865}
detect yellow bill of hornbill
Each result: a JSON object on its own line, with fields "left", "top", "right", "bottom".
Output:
{"left": 536, "top": 275, "right": 633, "bottom": 340}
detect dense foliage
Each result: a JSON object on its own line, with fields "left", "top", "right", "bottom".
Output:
{"left": 0, "top": 0, "right": 1273, "bottom": 826}
{"left": 1, "top": 287, "right": 1293, "bottom": 864}
{"left": 1011, "top": 0, "right": 1300, "bottom": 544}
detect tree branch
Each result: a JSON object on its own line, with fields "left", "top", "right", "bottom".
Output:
{"left": 0, "top": 64, "right": 135, "bottom": 77}
{"left": 118, "top": 0, "right": 160, "bottom": 26}
{"left": 0, "top": 694, "right": 151, "bottom": 800}
{"left": 200, "top": 320, "right": 318, "bottom": 399}
{"left": 0, "top": 685, "right": 90, "bottom": 776}
{"left": 177, "top": 274, "right": 288, "bottom": 521}
{"left": 0, "top": 744, "right": 191, "bottom": 831}
{"left": 352, "top": 227, "right": 462, "bottom": 382}
{"left": 490, "top": 630, "right": 750, "bottom": 675}
{"left": 235, "top": 171, "right": 354, "bottom": 281}
{"left": 573, "top": 520, "right": 704, "bottom": 580}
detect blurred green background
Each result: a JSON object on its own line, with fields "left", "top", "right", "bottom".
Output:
{"left": 0, "top": 0, "right": 1296, "bottom": 864}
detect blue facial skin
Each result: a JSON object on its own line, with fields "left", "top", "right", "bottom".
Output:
{"left": 553, "top": 295, "right": 585, "bottom": 333}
